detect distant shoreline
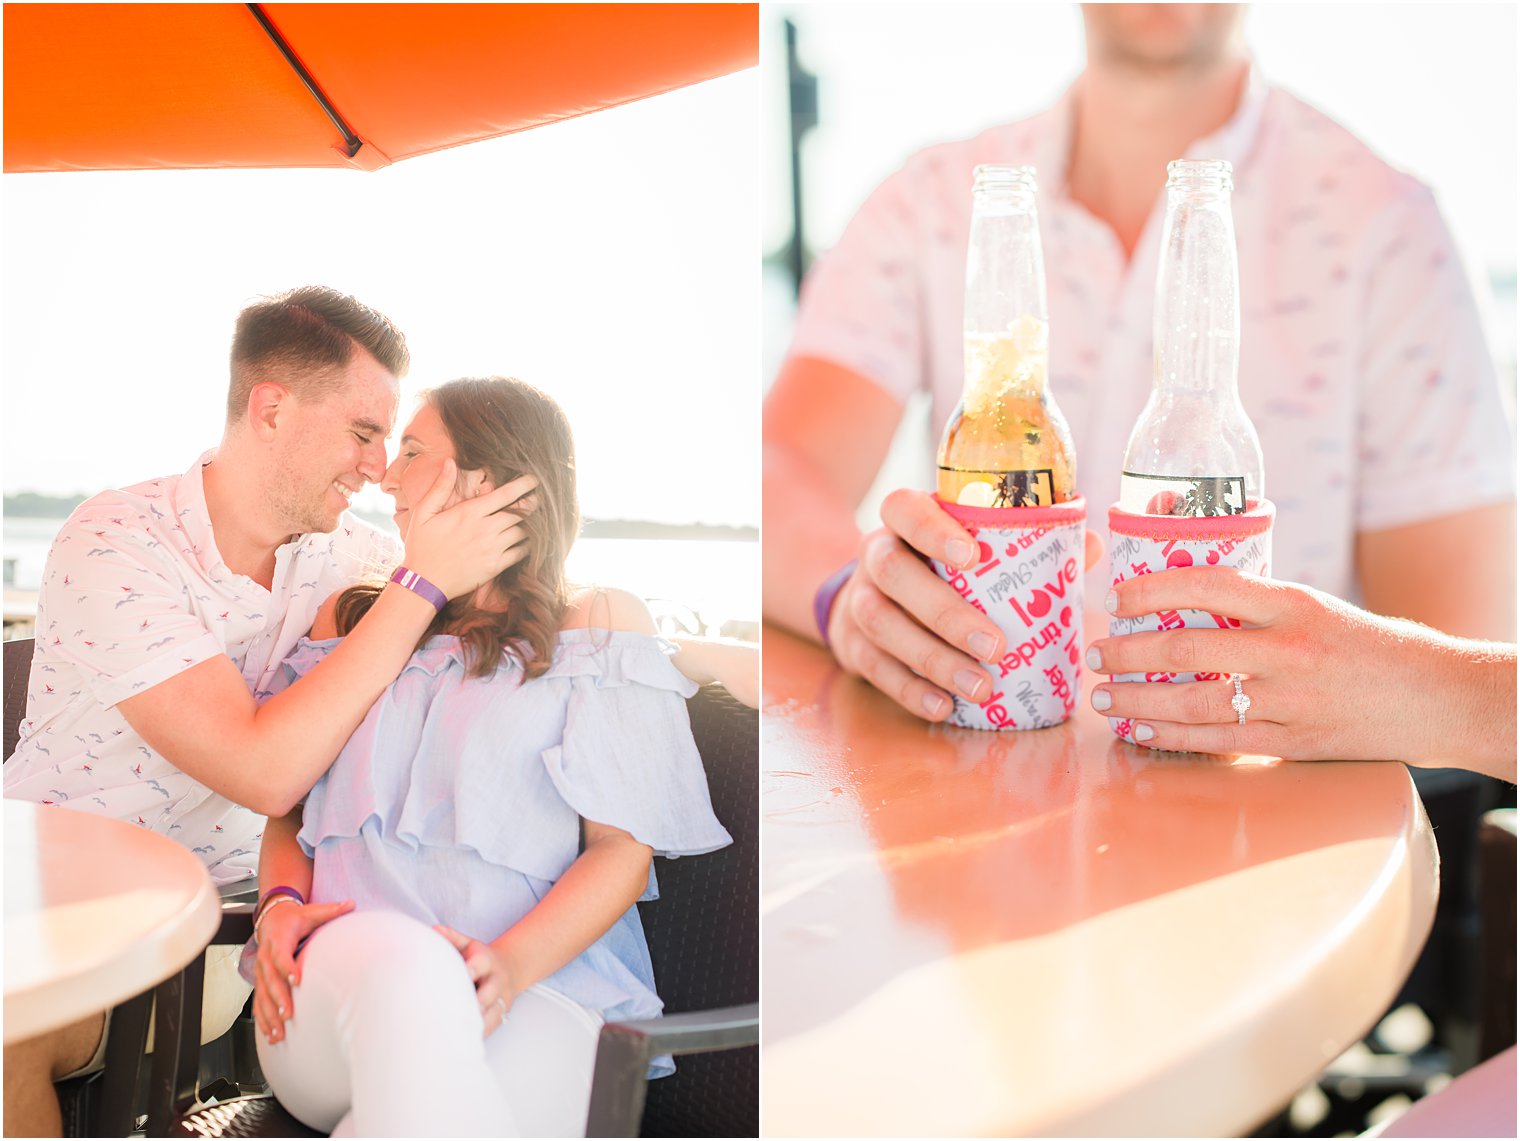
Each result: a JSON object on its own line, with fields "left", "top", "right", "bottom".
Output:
{"left": 3, "top": 492, "right": 757, "bottom": 543}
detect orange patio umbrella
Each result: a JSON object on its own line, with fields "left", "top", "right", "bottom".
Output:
{"left": 4, "top": 3, "right": 757, "bottom": 173}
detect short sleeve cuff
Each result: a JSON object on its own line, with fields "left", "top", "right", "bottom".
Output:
{"left": 1357, "top": 469, "right": 1517, "bottom": 534}
{"left": 91, "top": 630, "right": 227, "bottom": 708}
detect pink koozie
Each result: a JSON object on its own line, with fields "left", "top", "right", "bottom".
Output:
{"left": 930, "top": 496, "right": 1086, "bottom": 731}
{"left": 1105, "top": 500, "right": 1274, "bottom": 743}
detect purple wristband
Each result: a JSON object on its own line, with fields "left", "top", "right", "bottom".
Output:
{"left": 390, "top": 565, "right": 448, "bottom": 613}
{"left": 812, "top": 559, "right": 858, "bottom": 649}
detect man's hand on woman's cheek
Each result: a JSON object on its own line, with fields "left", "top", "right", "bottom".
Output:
{"left": 401, "top": 465, "right": 538, "bottom": 597}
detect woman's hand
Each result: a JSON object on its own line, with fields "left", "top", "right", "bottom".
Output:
{"left": 434, "top": 925, "right": 517, "bottom": 1038}
{"left": 1085, "top": 565, "right": 1517, "bottom": 771}
{"left": 253, "top": 898, "right": 354, "bottom": 1044}
{"left": 1082, "top": 565, "right": 1459, "bottom": 762}
{"left": 669, "top": 637, "right": 759, "bottom": 709}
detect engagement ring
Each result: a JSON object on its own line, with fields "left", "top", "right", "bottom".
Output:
{"left": 1231, "top": 676, "right": 1251, "bottom": 725}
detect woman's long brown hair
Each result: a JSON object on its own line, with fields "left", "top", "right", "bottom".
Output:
{"left": 334, "top": 376, "right": 579, "bottom": 680}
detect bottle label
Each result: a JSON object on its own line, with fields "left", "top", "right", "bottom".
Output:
{"left": 939, "top": 467, "right": 1056, "bottom": 508}
{"left": 1121, "top": 472, "right": 1246, "bottom": 516}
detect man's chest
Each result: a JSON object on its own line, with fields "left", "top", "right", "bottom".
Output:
{"left": 918, "top": 207, "right": 1360, "bottom": 431}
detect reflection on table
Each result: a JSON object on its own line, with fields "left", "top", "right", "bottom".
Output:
{"left": 761, "top": 621, "right": 1439, "bottom": 1137}
{"left": 4, "top": 800, "right": 221, "bottom": 1045}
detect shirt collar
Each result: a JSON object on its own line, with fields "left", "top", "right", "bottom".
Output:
{"left": 1185, "top": 61, "right": 1268, "bottom": 171}
{"left": 1037, "top": 59, "right": 1269, "bottom": 203}
{"left": 175, "top": 449, "right": 222, "bottom": 574}
{"left": 177, "top": 449, "right": 312, "bottom": 582}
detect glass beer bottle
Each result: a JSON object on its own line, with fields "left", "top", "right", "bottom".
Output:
{"left": 1120, "top": 159, "right": 1263, "bottom": 517}
{"left": 937, "top": 165, "right": 1075, "bottom": 509}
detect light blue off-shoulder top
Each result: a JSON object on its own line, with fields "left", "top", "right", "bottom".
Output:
{"left": 269, "top": 628, "right": 733, "bottom": 1075}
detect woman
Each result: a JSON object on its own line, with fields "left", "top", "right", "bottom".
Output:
{"left": 248, "top": 376, "right": 737, "bottom": 1136}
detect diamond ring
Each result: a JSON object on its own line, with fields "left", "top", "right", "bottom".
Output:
{"left": 1231, "top": 676, "right": 1251, "bottom": 725}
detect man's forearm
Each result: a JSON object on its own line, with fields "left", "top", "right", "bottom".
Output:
{"left": 1358, "top": 502, "right": 1517, "bottom": 641}
{"left": 761, "top": 355, "right": 908, "bottom": 642}
{"left": 121, "top": 583, "right": 438, "bottom": 816}
{"left": 247, "top": 585, "right": 438, "bottom": 800}
{"left": 762, "top": 441, "right": 862, "bottom": 642}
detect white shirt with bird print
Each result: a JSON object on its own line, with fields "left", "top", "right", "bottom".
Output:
{"left": 4, "top": 451, "right": 399, "bottom": 885}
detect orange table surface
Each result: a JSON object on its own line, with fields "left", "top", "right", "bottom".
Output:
{"left": 761, "top": 620, "right": 1439, "bottom": 1137}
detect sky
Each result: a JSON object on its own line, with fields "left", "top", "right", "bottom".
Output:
{"left": 3, "top": 68, "right": 759, "bottom": 529}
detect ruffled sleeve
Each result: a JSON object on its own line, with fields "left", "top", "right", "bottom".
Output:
{"left": 538, "top": 632, "right": 734, "bottom": 869}
{"left": 262, "top": 635, "right": 340, "bottom": 700}
{"left": 297, "top": 631, "right": 732, "bottom": 904}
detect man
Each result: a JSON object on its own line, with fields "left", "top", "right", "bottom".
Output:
{"left": 764, "top": 4, "right": 1516, "bottom": 720}
{"left": 3, "top": 286, "right": 532, "bottom": 1135}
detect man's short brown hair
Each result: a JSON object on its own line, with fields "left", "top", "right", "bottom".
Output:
{"left": 227, "top": 286, "right": 409, "bottom": 422}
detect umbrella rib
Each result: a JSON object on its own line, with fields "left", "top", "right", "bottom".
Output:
{"left": 245, "top": 3, "right": 363, "bottom": 158}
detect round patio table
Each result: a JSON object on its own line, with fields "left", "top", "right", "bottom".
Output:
{"left": 4, "top": 800, "right": 221, "bottom": 1045}
{"left": 761, "top": 620, "right": 1439, "bottom": 1137}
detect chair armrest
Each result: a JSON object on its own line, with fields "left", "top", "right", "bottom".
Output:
{"left": 584, "top": 1003, "right": 757, "bottom": 1137}
{"left": 216, "top": 901, "right": 254, "bottom": 945}
{"left": 601, "top": 1002, "right": 758, "bottom": 1055}
{"left": 218, "top": 880, "right": 261, "bottom": 907}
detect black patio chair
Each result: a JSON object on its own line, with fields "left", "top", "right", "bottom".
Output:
{"left": 588, "top": 683, "right": 760, "bottom": 1138}
{"left": 1478, "top": 808, "right": 1515, "bottom": 1061}
{"left": 165, "top": 681, "right": 759, "bottom": 1138}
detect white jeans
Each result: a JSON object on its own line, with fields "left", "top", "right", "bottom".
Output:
{"left": 256, "top": 910, "right": 605, "bottom": 1138}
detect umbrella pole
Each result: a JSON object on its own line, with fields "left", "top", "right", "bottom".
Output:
{"left": 245, "top": 3, "right": 363, "bottom": 158}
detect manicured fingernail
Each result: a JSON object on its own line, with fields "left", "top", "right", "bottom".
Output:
{"left": 1085, "top": 646, "right": 1102, "bottom": 670}
{"left": 1134, "top": 723, "right": 1156, "bottom": 742}
{"left": 1104, "top": 589, "right": 1119, "bottom": 615}
{"left": 955, "top": 669, "right": 988, "bottom": 701}
{"left": 946, "top": 539, "right": 976, "bottom": 568}
{"left": 1091, "top": 689, "right": 1112, "bottom": 711}
{"left": 923, "top": 692, "right": 949, "bottom": 718}
{"left": 968, "top": 631, "right": 998, "bottom": 661}
{"left": 277, "top": 1004, "right": 285, "bottom": 1017}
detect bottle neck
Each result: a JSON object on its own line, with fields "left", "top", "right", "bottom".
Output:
{"left": 1152, "top": 189, "right": 1240, "bottom": 397}
{"left": 963, "top": 202, "right": 1049, "bottom": 401}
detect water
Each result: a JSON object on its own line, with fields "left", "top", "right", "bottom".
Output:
{"left": 3, "top": 518, "right": 757, "bottom": 636}
{"left": 3, "top": 517, "right": 60, "bottom": 589}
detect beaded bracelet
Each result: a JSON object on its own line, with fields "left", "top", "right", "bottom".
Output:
{"left": 812, "top": 559, "right": 858, "bottom": 649}
{"left": 252, "top": 893, "right": 302, "bottom": 938}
